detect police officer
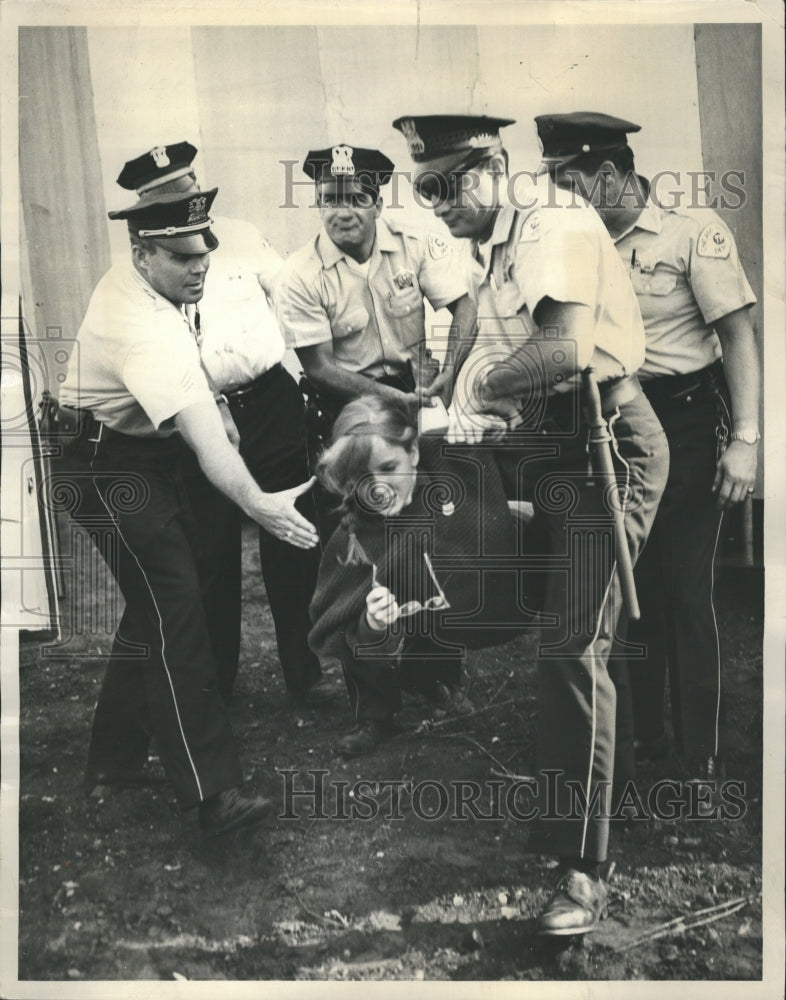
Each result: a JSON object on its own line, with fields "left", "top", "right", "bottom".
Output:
{"left": 394, "top": 113, "right": 669, "bottom": 935}
{"left": 55, "top": 183, "right": 318, "bottom": 834}
{"left": 274, "top": 143, "right": 476, "bottom": 538}
{"left": 536, "top": 112, "right": 760, "bottom": 777}
{"left": 114, "top": 143, "right": 327, "bottom": 706}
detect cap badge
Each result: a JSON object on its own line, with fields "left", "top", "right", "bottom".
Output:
{"left": 150, "top": 146, "right": 171, "bottom": 168}
{"left": 187, "top": 196, "right": 207, "bottom": 225}
{"left": 331, "top": 145, "right": 355, "bottom": 176}
{"left": 398, "top": 119, "right": 425, "bottom": 155}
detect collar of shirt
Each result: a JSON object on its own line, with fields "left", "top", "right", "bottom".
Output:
{"left": 315, "top": 217, "right": 399, "bottom": 270}
{"left": 613, "top": 188, "right": 663, "bottom": 244}
{"left": 125, "top": 258, "right": 191, "bottom": 317}
{"left": 474, "top": 199, "right": 518, "bottom": 278}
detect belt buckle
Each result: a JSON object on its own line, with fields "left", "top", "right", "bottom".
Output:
{"left": 87, "top": 421, "right": 104, "bottom": 444}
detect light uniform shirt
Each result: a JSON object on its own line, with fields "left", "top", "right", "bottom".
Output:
{"left": 275, "top": 216, "right": 468, "bottom": 380}
{"left": 470, "top": 177, "right": 646, "bottom": 395}
{"left": 612, "top": 195, "right": 757, "bottom": 380}
{"left": 60, "top": 261, "right": 213, "bottom": 437}
{"left": 196, "top": 215, "right": 286, "bottom": 391}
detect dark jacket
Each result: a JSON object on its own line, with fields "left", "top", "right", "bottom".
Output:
{"left": 308, "top": 441, "right": 538, "bottom": 663}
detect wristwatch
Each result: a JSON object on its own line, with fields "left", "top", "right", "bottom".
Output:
{"left": 730, "top": 426, "right": 761, "bottom": 445}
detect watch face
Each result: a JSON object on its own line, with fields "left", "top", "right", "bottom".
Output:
{"left": 734, "top": 428, "right": 760, "bottom": 444}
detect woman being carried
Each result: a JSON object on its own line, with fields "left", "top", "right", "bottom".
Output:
{"left": 309, "top": 394, "right": 539, "bottom": 755}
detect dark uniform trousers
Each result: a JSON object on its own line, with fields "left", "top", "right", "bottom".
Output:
{"left": 180, "top": 363, "right": 323, "bottom": 700}
{"left": 55, "top": 430, "right": 243, "bottom": 811}
{"left": 626, "top": 361, "right": 730, "bottom": 759}
{"left": 343, "top": 633, "right": 463, "bottom": 724}
{"left": 513, "top": 389, "right": 669, "bottom": 863}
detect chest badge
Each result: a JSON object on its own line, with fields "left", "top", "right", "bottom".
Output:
{"left": 637, "top": 249, "right": 658, "bottom": 273}
{"left": 393, "top": 269, "right": 415, "bottom": 290}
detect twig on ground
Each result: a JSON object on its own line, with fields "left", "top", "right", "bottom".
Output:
{"left": 489, "top": 767, "right": 538, "bottom": 782}
{"left": 300, "top": 816, "right": 319, "bottom": 841}
{"left": 616, "top": 895, "right": 757, "bottom": 951}
{"left": 486, "top": 672, "right": 512, "bottom": 708}
{"left": 282, "top": 877, "right": 346, "bottom": 929}
{"left": 458, "top": 734, "right": 510, "bottom": 773}
{"left": 415, "top": 698, "right": 515, "bottom": 733}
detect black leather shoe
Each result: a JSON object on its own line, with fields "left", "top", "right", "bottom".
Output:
{"left": 536, "top": 869, "right": 608, "bottom": 936}
{"left": 303, "top": 677, "right": 338, "bottom": 704}
{"left": 289, "top": 676, "right": 337, "bottom": 707}
{"left": 84, "top": 767, "right": 167, "bottom": 797}
{"left": 426, "top": 682, "right": 475, "bottom": 718}
{"left": 198, "top": 787, "right": 274, "bottom": 836}
{"left": 337, "top": 720, "right": 397, "bottom": 756}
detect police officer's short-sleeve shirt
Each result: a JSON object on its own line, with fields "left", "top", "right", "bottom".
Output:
{"left": 275, "top": 216, "right": 468, "bottom": 380}
{"left": 197, "top": 215, "right": 286, "bottom": 390}
{"left": 613, "top": 197, "right": 756, "bottom": 379}
{"left": 60, "top": 262, "right": 214, "bottom": 436}
{"left": 472, "top": 178, "right": 646, "bottom": 389}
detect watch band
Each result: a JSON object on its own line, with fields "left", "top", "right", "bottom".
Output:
{"left": 730, "top": 427, "right": 761, "bottom": 445}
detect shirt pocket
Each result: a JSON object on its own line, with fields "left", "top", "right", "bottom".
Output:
{"left": 383, "top": 286, "right": 423, "bottom": 319}
{"left": 332, "top": 304, "right": 370, "bottom": 340}
{"left": 630, "top": 266, "right": 677, "bottom": 297}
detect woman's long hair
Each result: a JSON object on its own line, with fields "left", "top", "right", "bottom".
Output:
{"left": 316, "top": 394, "right": 418, "bottom": 564}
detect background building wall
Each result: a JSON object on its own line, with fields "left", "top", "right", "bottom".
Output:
{"left": 17, "top": 23, "right": 765, "bottom": 498}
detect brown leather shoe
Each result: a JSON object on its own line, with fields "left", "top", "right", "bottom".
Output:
{"left": 536, "top": 869, "right": 608, "bottom": 936}
{"left": 198, "top": 787, "right": 274, "bottom": 836}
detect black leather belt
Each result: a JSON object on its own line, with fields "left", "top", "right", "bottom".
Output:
{"left": 543, "top": 373, "right": 643, "bottom": 423}
{"left": 640, "top": 360, "right": 724, "bottom": 403}
{"left": 224, "top": 363, "right": 283, "bottom": 405}
{"left": 48, "top": 403, "right": 176, "bottom": 451}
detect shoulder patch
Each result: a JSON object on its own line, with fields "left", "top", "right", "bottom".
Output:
{"left": 518, "top": 211, "right": 542, "bottom": 244}
{"left": 697, "top": 222, "right": 731, "bottom": 259}
{"left": 428, "top": 233, "right": 451, "bottom": 260}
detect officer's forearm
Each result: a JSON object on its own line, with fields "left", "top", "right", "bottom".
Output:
{"left": 175, "top": 403, "right": 266, "bottom": 517}
{"left": 714, "top": 307, "right": 760, "bottom": 428}
{"left": 483, "top": 337, "right": 581, "bottom": 402}
{"left": 300, "top": 350, "right": 409, "bottom": 404}
{"left": 444, "top": 295, "right": 479, "bottom": 382}
{"left": 484, "top": 299, "right": 591, "bottom": 400}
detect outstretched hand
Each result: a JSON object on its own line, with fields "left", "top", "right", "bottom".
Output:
{"left": 248, "top": 477, "right": 319, "bottom": 548}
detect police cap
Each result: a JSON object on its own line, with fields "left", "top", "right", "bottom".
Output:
{"left": 109, "top": 188, "right": 219, "bottom": 254}
{"left": 535, "top": 112, "right": 640, "bottom": 173}
{"left": 392, "top": 114, "right": 515, "bottom": 181}
{"left": 116, "top": 142, "right": 198, "bottom": 194}
{"left": 303, "top": 145, "right": 394, "bottom": 199}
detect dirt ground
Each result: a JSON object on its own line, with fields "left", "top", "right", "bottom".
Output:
{"left": 15, "top": 520, "right": 764, "bottom": 983}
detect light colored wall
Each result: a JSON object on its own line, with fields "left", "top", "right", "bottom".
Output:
{"left": 86, "top": 23, "right": 706, "bottom": 259}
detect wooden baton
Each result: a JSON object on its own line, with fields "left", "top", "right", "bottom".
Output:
{"left": 581, "top": 368, "right": 640, "bottom": 620}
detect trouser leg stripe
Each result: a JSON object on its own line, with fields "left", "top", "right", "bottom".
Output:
{"left": 90, "top": 445, "right": 204, "bottom": 801}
